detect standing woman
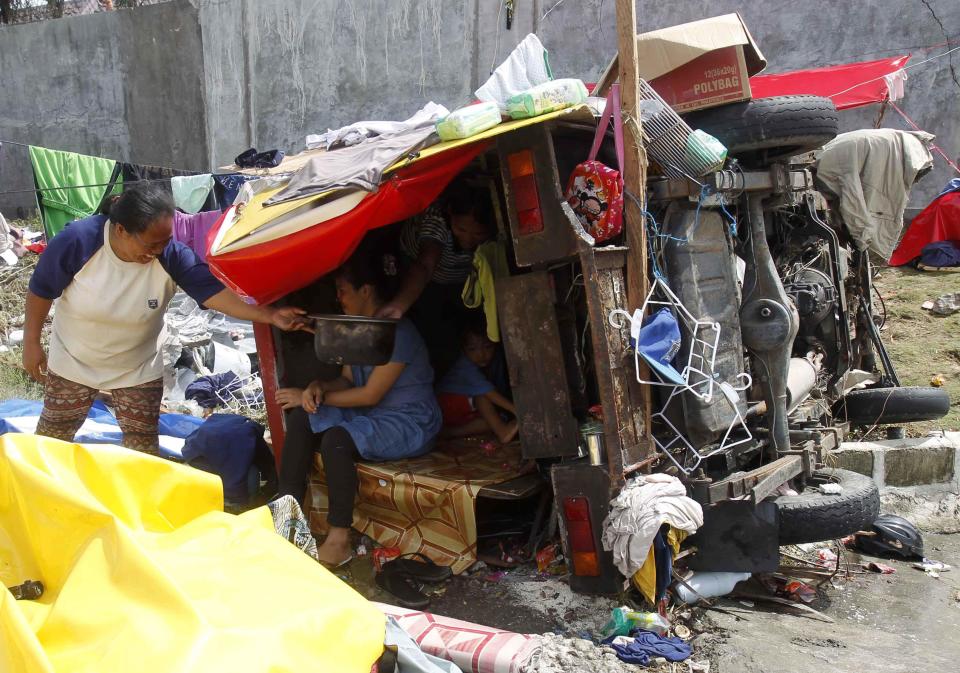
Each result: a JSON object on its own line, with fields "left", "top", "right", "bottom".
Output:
{"left": 23, "top": 183, "right": 308, "bottom": 453}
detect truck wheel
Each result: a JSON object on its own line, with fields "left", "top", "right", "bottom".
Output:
{"left": 682, "top": 95, "right": 839, "bottom": 164}
{"left": 777, "top": 468, "right": 879, "bottom": 545}
{"left": 837, "top": 386, "right": 951, "bottom": 426}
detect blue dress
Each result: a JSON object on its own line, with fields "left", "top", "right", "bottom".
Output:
{"left": 308, "top": 319, "right": 442, "bottom": 460}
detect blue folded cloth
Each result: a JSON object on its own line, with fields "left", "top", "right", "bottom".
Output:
{"left": 602, "top": 629, "right": 693, "bottom": 666}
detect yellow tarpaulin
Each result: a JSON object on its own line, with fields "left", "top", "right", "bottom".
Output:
{"left": 0, "top": 434, "right": 385, "bottom": 673}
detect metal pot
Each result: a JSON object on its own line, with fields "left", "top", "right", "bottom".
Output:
{"left": 310, "top": 314, "right": 398, "bottom": 366}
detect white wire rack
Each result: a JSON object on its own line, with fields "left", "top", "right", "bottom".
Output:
{"left": 637, "top": 78, "right": 723, "bottom": 180}
{"left": 215, "top": 373, "right": 265, "bottom": 414}
{"left": 609, "top": 276, "right": 722, "bottom": 403}
{"left": 652, "top": 376, "right": 754, "bottom": 475}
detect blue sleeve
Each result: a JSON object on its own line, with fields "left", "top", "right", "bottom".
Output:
{"left": 390, "top": 320, "right": 425, "bottom": 365}
{"left": 435, "top": 355, "right": 495, "bottom": 397}
{"left": 28, "top": 215, "right": 106, "bottom": 299}
{"left": 158, "top": 240, "right": 225, "bottom": 305}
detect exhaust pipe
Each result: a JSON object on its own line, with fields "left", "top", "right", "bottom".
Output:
{"left": 749, "top": 353, "right": 823, "bottom": 418}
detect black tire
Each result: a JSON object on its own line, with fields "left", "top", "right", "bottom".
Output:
{"left": 837, "top": 386, "right": 951, "bottom": 426}
{"left": 682, "top": 95, "right": 839, "bottom": 164}
{"left": 777, "top": 468, "right": 880, "bottom": 545}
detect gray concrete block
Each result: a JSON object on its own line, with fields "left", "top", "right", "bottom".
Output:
{"left": 885, "top": 445, "right": 956, "bottom": 487}
{"left": 829, "top": 447, "right": 874, "bottom": 478}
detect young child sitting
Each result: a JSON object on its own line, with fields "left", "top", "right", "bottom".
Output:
{"left": 435, "top": 325, "right": 518, "bottom": 444}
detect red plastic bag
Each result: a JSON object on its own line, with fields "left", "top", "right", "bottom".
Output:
{"left": 564, "top": 84, "right": 625, "bottom": 243}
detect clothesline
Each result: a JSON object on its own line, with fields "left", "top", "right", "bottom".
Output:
{"left": 889, "top": 101, "right": 960, "bottom": 175}
{"left": 828, "top": 44, "right": 960, "bottom": 98}
{"left": 0, "top": 138, "right": 256, "bottom": 180}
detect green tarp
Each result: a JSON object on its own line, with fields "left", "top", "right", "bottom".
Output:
{"left": 29, "top": 146, "right": 119, "bottom": 237}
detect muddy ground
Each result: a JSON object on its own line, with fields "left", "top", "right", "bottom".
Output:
{"left": 338, "top": 532, "right": 960, "bottom": 672}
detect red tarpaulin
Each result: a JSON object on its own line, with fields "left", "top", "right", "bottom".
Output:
{"left": 750, "top": 55, "right": 911, "bottom": 110}
{"left": 890, "top": 189, "right": 960, "bottom": 266}
{"left": 206, "top": 142, "right": 487, "bottom": 304}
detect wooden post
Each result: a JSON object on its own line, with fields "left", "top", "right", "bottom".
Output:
{"left": 614, "top": 0, "right": 654, "bottom": 452}
{"left": 613, "top": 0, "right": 649, "bottom": 311}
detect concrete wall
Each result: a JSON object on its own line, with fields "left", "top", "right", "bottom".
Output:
{"left": 0, "top": 0, "right": 207, "bottom": 216}
{"left": 1, "top": 0, "right": 957, "bottom": 218}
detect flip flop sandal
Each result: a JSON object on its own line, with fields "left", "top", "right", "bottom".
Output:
{"left": 319, "top": 554, "right": 355, "bottom": 570}
{"left": 386, "top": 553, "right": 453, "bottom": 583}
{"left": 375, "top": 564, "right": 430, "bottom": 609}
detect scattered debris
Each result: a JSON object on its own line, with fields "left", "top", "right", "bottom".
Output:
{"left": 862, "top": 562, "right": 896, "bottom": 574}
{"left": 913, "top": 558, "right": 951, "bottom": 577}
{"left": 372, "top": 546, "right": 402, "bottom": 573}
{"left": 523, "top": 633, "right": 676, "bottom": 673}
{"left": 929, "top": 292, "right": 960, "bottom": 315}
{"left": 931, "top": 374, "right": 946, "bottom": 387}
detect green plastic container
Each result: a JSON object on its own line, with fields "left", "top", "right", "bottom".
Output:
{"left": 505, "top": 79, "right": 588, "bottom": 120}
{"left": 436, "top": 102, "right": 502, "bottom": 141}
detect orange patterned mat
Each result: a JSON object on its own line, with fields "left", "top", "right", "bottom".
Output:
{"left": 307, "top": 441, "right": 525, "bottom": 574}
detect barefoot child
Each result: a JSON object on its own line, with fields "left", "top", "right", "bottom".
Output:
{"left": 436, "top": 326, "right": 518, "bottom": 444}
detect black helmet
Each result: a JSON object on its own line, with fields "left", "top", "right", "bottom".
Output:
{"left": 855, "top": 514, "right": 924, "bottom": 559}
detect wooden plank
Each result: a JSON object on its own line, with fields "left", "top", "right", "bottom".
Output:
{"left": 497, "top": 272, "right": 580, "bottom": 459}
{"left": 568, "top": 205, "right": 651, "bottom": 481}
{"left": 613, "top": 0, "right": 653, "bottom": 444}
{"left": 477, "top": 473, "right": 544, "bottom": 500}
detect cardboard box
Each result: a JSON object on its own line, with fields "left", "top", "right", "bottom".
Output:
{"left": 595, "top": 13, "right": 767, "bottom": 113}
{"left": 650, "top": 44, "right": 751, "bottom": 113}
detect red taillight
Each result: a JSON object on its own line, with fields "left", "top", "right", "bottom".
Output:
{"left": 507, "top": 150, "right": 543, "bottom": 235}
{"left": 562, "top": 496, "right": 600, "bottom": 576}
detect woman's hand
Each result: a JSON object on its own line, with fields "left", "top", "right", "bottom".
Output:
{"left": 275, "top": 387, "right": 304, "bottom": 410}
{"left": 269, "top": 306, "right": 312, "bottom": 332}
{"left": 374, "top": 303, "right": 404, "bottom": 320}
{"left": 302, "top": 381, "right": 325, "bottom": 414}
{"left": 22, "top": 339, "right": 47, "bottom": 383}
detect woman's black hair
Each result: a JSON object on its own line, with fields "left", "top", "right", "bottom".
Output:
{"left": 336, "top": 241, "right": 399, "bottom": 302}
{"left": 102, "top": 183, "right": 175, "bottom": 234}
{"left": 443, "top": 179, "right": 494, "bottom": 232}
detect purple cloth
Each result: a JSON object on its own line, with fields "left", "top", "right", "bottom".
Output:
{"left": 173, "top": 210, "right": 223, "bottom": 262}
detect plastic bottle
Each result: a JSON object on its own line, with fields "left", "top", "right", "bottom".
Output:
{"left": 674, "top": 571, "right": 751, "bottom": 604}
{"left": 602, "top": 606, "right": 671, "bottom": 637}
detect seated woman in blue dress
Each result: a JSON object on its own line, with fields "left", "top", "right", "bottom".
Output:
{"left": 275, "top": 251, "right": 442, "bottom": 566}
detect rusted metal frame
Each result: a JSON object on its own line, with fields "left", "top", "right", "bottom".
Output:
{"left": 749, "top": 454, "right": 804, "bottom": 503}
{"left": 707, "top": 454, "right": 802, "bottom": 503}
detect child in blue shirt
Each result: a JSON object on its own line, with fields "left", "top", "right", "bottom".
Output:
{"left": 435, "top": 325, "right": 518, "bottom": 444}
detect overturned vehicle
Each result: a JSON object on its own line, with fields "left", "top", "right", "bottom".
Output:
{"left": 211, "top": 89, "right": 948, "bottom": 595}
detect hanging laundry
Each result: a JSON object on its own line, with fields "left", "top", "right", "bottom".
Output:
{"left": 28, "top": 146, "right": 118, "bottom": 237}
{"left": 816, "top": 129, "right": 934, "bottom": 261}
{"left": 461, "top": 240, "right": 509, "bottom": 342}
{"left": 265, "top": 125, "right": 439, "bottom": 205}
{"left": 601, "top": 473, "right": 703, "bottom": 578}
{"left": 631, "top": 526, "right": 688, "bottom": 605}
{"left": 173, "top": 210, "right": 223, "bottom": 262}
{"left": 172, "top": 174, "right": 215, "bottom": 214}
{"left": 213, "top": 173, "right": 257, "bottom": 208}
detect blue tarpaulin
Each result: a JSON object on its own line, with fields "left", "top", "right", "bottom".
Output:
{"left": 0, "top": 398, "right": 203, "bottom": 458}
